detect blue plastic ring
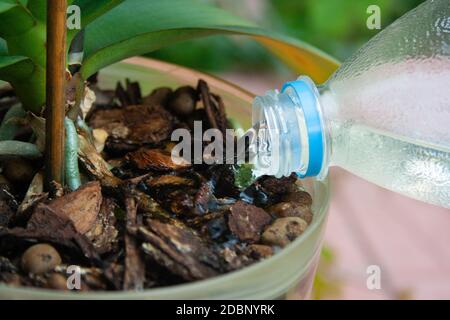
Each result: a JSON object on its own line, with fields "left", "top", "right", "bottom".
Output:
{"left": 281, "top": 79, "right": 323, "bottom": 178}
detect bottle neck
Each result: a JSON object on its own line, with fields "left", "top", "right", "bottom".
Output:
{"left": 251, "top": 76, "right": 330, "bottom": 179}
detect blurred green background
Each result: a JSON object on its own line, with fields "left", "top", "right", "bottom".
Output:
{"left": 148, "top": 0, "right": 425, "bottom": 73}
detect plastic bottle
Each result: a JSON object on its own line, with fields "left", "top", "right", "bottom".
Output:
{"left": 249, "top": 0, "right": 450, "bottom": 208}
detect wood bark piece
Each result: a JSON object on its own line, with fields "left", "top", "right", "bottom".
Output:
{"left": 123, "top": 197, "right": 145, "bottom": 290}
{"left": 0, "top": 199, "right": 14, "bottom": 227}
{"left": 159, "top": 189, "right": 194, "bottom": 216}
{"left": 16, "top": 172, "right": 46, "bottom": 217}
{"left": 198, "top": 80, "right": 227, "bottom": 134}
{"left": 85, "top": 197, "right": 118, "bottom": 254}
{"left": 47, "top": 181, "right": 102, "bottom": 234}
{"left": 139, "top": 219, "right": 220, "bottom": 281}
{"left": 126, "top": 148, "right": 190, "bottom": 172}
{"left": 88, "top": 104, "right": 175, "bottom": 150}
{"left": 77, "top": 134, "right": 121, "bottom": 188}
{"left": 145, "top": 175, "right": 194, "bottom": 189}
{"left": 193, "top": 181, "right": 213, "bottom": 215}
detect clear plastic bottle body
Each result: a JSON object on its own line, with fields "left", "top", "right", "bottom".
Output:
{"left": 251, "top": 0, "right": 450, "bottom": 208}
{"left": 320, "top": 79, "right": 450, "bottom": 208}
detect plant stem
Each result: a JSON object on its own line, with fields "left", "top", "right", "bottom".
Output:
{"left": 45, "top": 0, "right": 67, "bottom": 189}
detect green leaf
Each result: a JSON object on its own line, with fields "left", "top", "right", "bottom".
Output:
{"left": 0, "top": 0, "right": 17, "bottom": 13}
{"left": 0, "top": 140, "right": 42, "bottom": 159}
{"left": 28, "top": 0, "right": 115, "bottom": 23}
{"left": 26, "top": 0, "right": 46, "bottom": 21}
{"left": 0, "top": 55, "right": 35, "bottom": 80}
{"left": 0, "top": 56, "right": 45, "bottom": 113}
{"left": 0, "top": 0, "right": 36, "bottom": 38}
{"left": 0, "top": 0, "right": 45, "bottom": 112}
{"left": 0, "top": 38, "right": 7, "bottom": 55}
{"left": 81, "top": 0, "right": 339, "bottom": 83}
{"left": 67, "top": 0, "right": 125, "bottom": 46}
{"left": 73, "top": 0, "right": 124, "bottom": 27}
{"left": 27, "top": 0, "right": 125, "bottom": 46}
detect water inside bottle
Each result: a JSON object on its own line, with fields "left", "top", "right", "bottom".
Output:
{"left": 324, "top": 59, "right": 450, "bottom": 208}
{"left": 329, "top": 121, "right": 450, "bottom": 208}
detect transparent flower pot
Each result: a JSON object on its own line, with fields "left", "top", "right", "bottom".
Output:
{"left": 0, "top": 57, "right": 330, "bottom": 299}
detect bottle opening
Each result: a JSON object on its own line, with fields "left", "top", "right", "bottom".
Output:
{"left": 250, "top": 76, "right": 327, "bottom": 179}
